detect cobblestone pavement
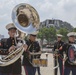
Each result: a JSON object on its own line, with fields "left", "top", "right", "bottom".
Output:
{"left": 22, "top": 53, "right": 60, "bottom": 75}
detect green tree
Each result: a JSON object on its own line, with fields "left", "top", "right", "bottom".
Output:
{"left": 37, "top": 27, "right": 48, "bottom": 45}
{"left": 37, "top": 26, "right": 56, "bottom": 44}
{"left": 73, "top": 28, "right": 76, "bottom": 32}
{"left": 46, "top": 27, "right": 56, "bottom": 42}
{"left": 57, "top": 28, "right": 68, "bottom": 41}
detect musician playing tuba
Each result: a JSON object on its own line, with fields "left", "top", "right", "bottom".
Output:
{"left": 0, "top": 23, "right": 27, "bottom": 75}
{"left": 0, "top": 2, "right": 40, "bottom": 75}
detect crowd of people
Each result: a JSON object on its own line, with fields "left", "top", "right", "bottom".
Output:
{"left": 0, "top": 23, "right": 76, "bottom": 75}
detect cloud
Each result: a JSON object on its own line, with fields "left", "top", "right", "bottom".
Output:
{"left": 0, "top": 0, "right": 76, "bottom": 37}
{"left": 36, "top": 0, "right": 76, "bottom": 26}
{"left": 0, "top": 14, "right": 7, "bottom": 20}
{"left": 56, "top": 0, "right": 76, "bottom": 25}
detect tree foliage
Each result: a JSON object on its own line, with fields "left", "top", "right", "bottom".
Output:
{"left": 57, "top": 28, "right": 68, "bottom": 41}
{"left": 37, "top": 26, "right": 56, "bottom": 43}
{"left": 73, "top": 28, "right": 76, "bottom": 32}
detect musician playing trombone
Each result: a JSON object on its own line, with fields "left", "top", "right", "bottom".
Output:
{"left": 0, "top": 23, "right": 27, "bottom": 75}
{"left": 22, "top": 32, "right": 41, "bottom": 75}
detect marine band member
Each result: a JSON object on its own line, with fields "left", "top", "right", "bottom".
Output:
{"left": 63, "top": 32, "right": 76, "bottom": 75}
{"left": 23, "top": 32, "right": 41, "bottom": 75}
{"left": 0, "top": 23, "right": 27, "bottom": 75}
{"left": 53, "top": 34, "right": 64, "bottom": 75}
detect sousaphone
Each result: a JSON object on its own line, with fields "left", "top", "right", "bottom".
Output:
{"left": 0, "top": 3, "right": 40, "bottom": 66}
{"left": 12, "top": 3, "right": 40, "bottom": 34}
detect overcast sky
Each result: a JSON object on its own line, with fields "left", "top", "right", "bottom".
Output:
{"left": 0, "top": 0, "right": 76, "bottom": 37}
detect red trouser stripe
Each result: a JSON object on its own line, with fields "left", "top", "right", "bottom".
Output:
{"left": 24, "top": 66, "right": 28, "bottom": 75}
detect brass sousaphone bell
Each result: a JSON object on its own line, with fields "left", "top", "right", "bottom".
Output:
{"left": 12, "top": 3, "right": 40, "bottom": 34}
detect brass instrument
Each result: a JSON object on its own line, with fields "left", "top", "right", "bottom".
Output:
{"left": 12, "top": 3, "right": 40, "bottom": 34}
{"left": 0, "top": 3, "right": 40, "bottom": 66}
{"left": 32, "top": 52, "right": 48, "bottom": 67}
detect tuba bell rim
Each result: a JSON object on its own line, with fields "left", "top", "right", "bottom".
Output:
{"left": 12, "top": 3, "right": 40, "bottom": 34}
